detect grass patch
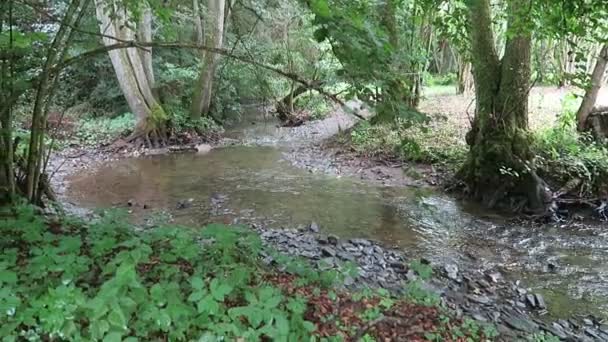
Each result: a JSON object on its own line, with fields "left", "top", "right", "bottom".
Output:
{"left": 0, "top": 204, "right": 501, "bottom": 341}
{"left": 346, "top": 119, "right": 467, "bottom": 170}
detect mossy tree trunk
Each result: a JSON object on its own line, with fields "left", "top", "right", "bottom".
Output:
{"left": 459, "top": 0, "right": 550, "bottom": 212}
{"left": 95, "top": 0, "right": 167, "bottom": 147}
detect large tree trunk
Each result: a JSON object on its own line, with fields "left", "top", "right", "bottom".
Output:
{"left": 0, "top": 1, "right": 15, "bottom": 204}
{"left": 138, "top": 6, "right": 156, "bottom": 92}
{"left": 190, "top": 0, "right": 226, "bottom": 120}
{"left": 577, "top": 44, "right": 608, "bottom": 131}
{"left": 95, "top": 0, "right": 167, "bottom": 147}
{"left": 459, "top": 0, "right": 550, "bottom": 212}
{"left": 192, "top": 0, "right": 204, "bottom": 45}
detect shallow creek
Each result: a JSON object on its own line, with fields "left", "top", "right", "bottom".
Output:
{"left": 65, "top": 109, "right": 608, "bottom": 321}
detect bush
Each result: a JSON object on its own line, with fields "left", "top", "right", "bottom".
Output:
{"left": 534, "top": 127, "right": 608, "bottom": 197}
{"left": 348, "top": 120, "right": 467, "bottom": 167}
{"left": 533, "top": 93, "right": 608, "bottom": 197}
{"left": 71, "top": 113, "right": 136, "bottom": 147}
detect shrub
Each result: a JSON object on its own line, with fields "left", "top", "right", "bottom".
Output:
{"left": 71, "top": 113, "right": 136, "bottom": 147}
{"left": 533, "top": 93, "right": 608, "bottom": 197}
{"left": 348, "top": 120, "right": 467, "bottom": 167}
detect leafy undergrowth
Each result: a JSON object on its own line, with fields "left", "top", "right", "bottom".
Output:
{"left": 532, "top": 97, "right": 608, "bottom": 200}
{"left": 344, "top": 119, "right": 467, "bottom": 171}
{"left": 0, "top": 205, "right": 497, "bottom": 341}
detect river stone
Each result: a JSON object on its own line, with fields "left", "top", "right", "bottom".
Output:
{"left": 350, "top": 238, "right": 372, "bottom": 246}
{"left": 317, "top": 236, "right": 328, "bottom": 244}
{"left": 503, "top": 313, "right": 538, "bottom": 333}
{"left": 526, "top": 294, "right": 537, "bottom": 308}
{"left": 550, "top": 323, "right": 570, "bottom": 339}
{"left": 467, "top": 294, "right": 491, "bottom": 305}
{"left": 317, "top": 257, "right": 335, "bottom": 270}
{"left": 344, "top": 276, "right": 355, "bottom": 286}
{"left": 309, "top": 222, "right": 320, "bottom": 233}
{"left": 444, "top": 264, "right": 459, "bottom": 281}
{"left": 327, "top": 234, "right": 339, "bottom": 245}
{"left": 337, "top": 251, "right": 355, "bottom": 261}
{"left": 585, "top": 327, "right": 602, "bottom": 340}
{"left": 321, "top": 246, "right": 337, "bottom": 257}
{"left": 486, "top": 272, "right": 502, "bottom": 283}
{"left": 535, "top": 294, "right": 547, "bottom": 310}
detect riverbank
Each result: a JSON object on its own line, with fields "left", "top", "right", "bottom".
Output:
{"left": 2, "top": 204, "right": 492, "bottom": 341}
{"left": 48, "top": 101, "right": 608, "bottom": 340}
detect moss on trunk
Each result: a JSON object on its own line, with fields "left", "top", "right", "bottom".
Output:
{"left": 458, "top": 0, "right": 551, "bottom": 213}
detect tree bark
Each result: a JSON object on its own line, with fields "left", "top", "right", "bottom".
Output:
{"left": 138, "top": 5, "right": 156, "bottom": 91}
{"left": 192, "top": 0, "right": 204, "bottom": 45}
{"left": 457, "top": 60, "right": 473, "bottom": 94}
{"left": 459, "top": 0, "right": 549, "bottom": 212}
{"left": 0, "top": 0, "right": 15, "bottom": 204}
{"left": 95, "top": 0, "right": 167, "bottom": 146}
{"left": 191, "top": 0, "right": 226, "bottom": 120}
{"left": 577, "top": 44, "right": 608, "bottom": 131}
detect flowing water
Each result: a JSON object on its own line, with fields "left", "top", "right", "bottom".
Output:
{"left": 65, "top": 108, "right": 608, "bottom": 321}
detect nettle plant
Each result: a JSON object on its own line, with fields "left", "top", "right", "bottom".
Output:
{"left": 0, "top": 205, "right": 338, "bottom": 341}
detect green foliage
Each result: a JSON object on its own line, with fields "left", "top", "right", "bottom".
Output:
{"left": 71, "top": 113, "right": 136, "bottom": 147}
{"left": 528, "top": 332, "right": 560, "bottom": 342}
{"left": 348, "top": 120, "right": 466, "bottom": 167}
{"left": 533, "top": 96, "right": 608, "bottom": 196}
{"left": 0, "top": 205, "right": 325, "bottom": 341}
{"left": 294, "top": 92, "right": 332, "bottom": 120}
{"left": 425, "top": 73, "right": 457, "bottom": 87}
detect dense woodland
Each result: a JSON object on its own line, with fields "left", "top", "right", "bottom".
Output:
{"left": 2, "top": 0, "right": 608, "bottom": 340}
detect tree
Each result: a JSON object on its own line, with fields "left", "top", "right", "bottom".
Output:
{"left": 458, "top": 0, "right": 551, "bottom": 211}
{"left": 576, "top": 44, "right": 608, "bottom": 132}
{"left": 190, "top": 0, "right": 227, "bottom": 120}
{"left": 94, "top": 0, "right": 168, "bottom": 147}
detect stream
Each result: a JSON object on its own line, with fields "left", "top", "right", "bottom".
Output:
{"left": 64, "top": 106, "right": 608, "bottom": 323}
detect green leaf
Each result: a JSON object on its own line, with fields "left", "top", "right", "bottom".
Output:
{"left": 190, "top": 276, "right": 204, "bottom": 290}
{"left": 0, "top": 271, "right": 17, "bottom": 284}
{"left": 210, "top": 278, "right": 232, "bottom": 301}
{"left": 108, "top": 308, "right": 127, "bottom": 330}
{"left": 103, "top": 332, "right": 122, "bottom": 342}
{"left": 188, "top": 290, "right": 205, "bottom": 302}
{"left": 197, "top": 296, "right": 219, "bottom": 316}
{"left": 156, "top": 310, "right": 171, "bottom": 330}
{"left": 310, "top": 0, "right": 331, "bottom": 19}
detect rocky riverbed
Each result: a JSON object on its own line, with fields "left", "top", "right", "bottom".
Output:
{"left": 251, "top": 223, "right": 608, "bottom": 341}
